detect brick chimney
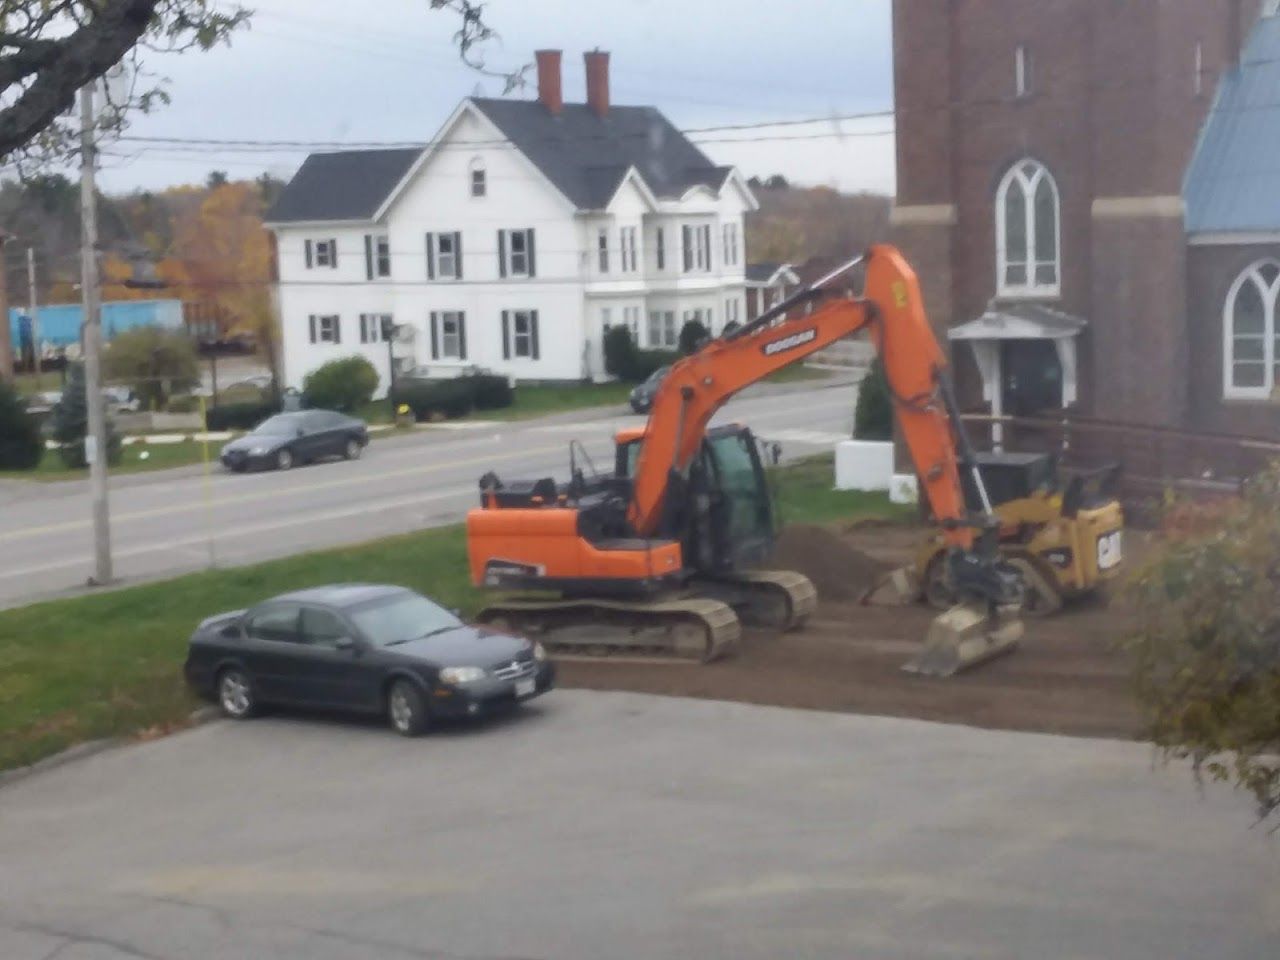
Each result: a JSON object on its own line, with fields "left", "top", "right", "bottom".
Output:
{"left": 535, "top": 49, "right": 563, "bottom": 116}
{"left": 585, "top": 49, "right": 610, "bottom": 118}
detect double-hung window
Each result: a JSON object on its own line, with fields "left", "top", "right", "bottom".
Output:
{"left": 623, "top": 305, "right": 640, "bottom": 340}
{"left": 620, "top": 226, "right": 638, "bottom": 272}
{"left": 425, "top": 232, "right": 463, "bottom": 280}
{"left": 305, "top": 239, "right": 337, "bottom": 270}
{"left": 364, "top": 235, "right": 390, "bottom": 279}
{"left": 308, "top": 314, "right": 341, "bottom": 344}
{"left": 598, "top": 228, "right": 610, "bottom": 273}
{"left": 722, "top": 223, "right": 738, "bottom": 266}
{"left": 429, "top": 311, "right": 466, "bottom": 360}
{"left": 648, "top": 310, "right": 677, "bottom": 348}
{"left": 500, "top": 229, "right": 536, "bottom": 278}
{"left": 682, "top": 225, "right": 711, "bottom": 273}
{"left": 359, "top": 313, "right": 391, "bottom": 344}
{"left": 502, "top": 310, "right": 540, "bottom": 359}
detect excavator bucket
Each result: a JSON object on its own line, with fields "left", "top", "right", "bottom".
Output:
{"left": 902, "top": 602, "right": 1024, "bottom": 677}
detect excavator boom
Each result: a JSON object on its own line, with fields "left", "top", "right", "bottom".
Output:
{"left": 632, "top": 246, "right": 974, "bottom": 553}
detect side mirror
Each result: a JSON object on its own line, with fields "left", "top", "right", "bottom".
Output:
{"left": 296, "top": 428, "right": 306, "bottom": 438}
{"left": 450, "top": 608, "right": 463, "bottom": 619}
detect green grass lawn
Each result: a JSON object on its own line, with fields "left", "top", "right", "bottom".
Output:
{"left": 491, "top": 381, "right": 636, "bottom": 420}
{"left": 771, "top": 454, "right": 918, "bottom": 527}
{"left": 12, "top": 370, "right": 64, "bottom": 395}
{"left": 0, "top": 439, "right": 221, "bottom": 483}
{"left": 0, "top": 453, "right": 902, "bottom": 773}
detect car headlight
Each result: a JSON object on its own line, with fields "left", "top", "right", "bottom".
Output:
{"left": 248, "top": 446, "right": 270, "bottom": 455}
{"left": 440, "top": 666, "right": 486, "bottom": 685}
{"left": 533, "top": 642, "right": 548, "bottom": 662}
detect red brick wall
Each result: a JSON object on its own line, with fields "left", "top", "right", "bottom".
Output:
{"left": 892, "top": 0, "right": 1255, "bottom": 430}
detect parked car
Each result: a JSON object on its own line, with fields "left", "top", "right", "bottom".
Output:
{"left": 629, "top": 365, "right": 671, "bottom": 414}
{"left": 103, "top": 386, "right": 140, "bottom": 413}
{"left": 219, "top": 409, "right": 368, "bottom": 472}
{"left": 184, "top": 584, "right": 555, "bottom": 735}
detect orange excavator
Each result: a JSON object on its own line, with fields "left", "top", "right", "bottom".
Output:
{"left": 466, "top": 244, "right": 1024, "bottom": 676}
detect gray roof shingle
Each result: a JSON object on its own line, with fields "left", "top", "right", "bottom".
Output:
{"left": 265, "top": 148, "right": 421, "bottom": 223}
{"left": 1185, "top": 15, "right": 1280, "bottom": 234}
{"left": 469, "top": 98, "right": 731, "bottom": 208}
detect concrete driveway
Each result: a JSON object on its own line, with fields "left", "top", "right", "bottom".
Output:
{"left": 1, "top": 692, "right": 1276, "bottom": 960}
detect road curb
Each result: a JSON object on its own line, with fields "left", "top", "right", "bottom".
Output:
{"left": 0, "top": 706, "right": 223, "bottom": 791}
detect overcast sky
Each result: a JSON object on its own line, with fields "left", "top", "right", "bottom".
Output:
{"left": 95, "top": 0, "right": 895, "bottom": 196}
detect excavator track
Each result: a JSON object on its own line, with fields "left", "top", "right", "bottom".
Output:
{"left": 691, "top": 569, "right": 818, "bottom": 631}
{"left": 475, "top": 595, "right": 741, "bottom": 664}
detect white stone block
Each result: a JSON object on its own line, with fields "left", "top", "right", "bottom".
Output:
{"left": 889, "top": 473, "right": 920, "bottom": 504}
{"left": 834, "top": 439, "right": 894, "bottom": 491}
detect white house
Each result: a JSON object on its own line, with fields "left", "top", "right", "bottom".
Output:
{"left": 266, "top": 49, "right": 757, "bottom": 394}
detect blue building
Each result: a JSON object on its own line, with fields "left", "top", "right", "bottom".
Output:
{"left": 9, "top": 299, "right": 184, "bottom": 354}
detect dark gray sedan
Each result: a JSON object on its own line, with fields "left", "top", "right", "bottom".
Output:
{"left": 184, "top": 584, "right": 555, "bottom": 736}
{"left": 629, "top": 365, "right": 670, "bottom": 414}
{"left": 220, "top": 410, "right": 368, "bottom": 472}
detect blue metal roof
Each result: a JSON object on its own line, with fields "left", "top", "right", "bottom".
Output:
{"left": 1185, "top": 15, "right": 1280, "bottom": 234}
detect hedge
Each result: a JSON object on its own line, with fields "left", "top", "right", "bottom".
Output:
{"left": 393, "top": 373, "right": 514, "bottom": 421}
{"left": 472, "top": 373, "right": 514, "bottom": 410}
{"left": 206, "top": 401, "right": 280, "bottom": 431}
{"left": 302, "top": 355, "right": 379, "bottom": 412}
{"left": 632, "top": 349, "right": 680, "bottom": 382}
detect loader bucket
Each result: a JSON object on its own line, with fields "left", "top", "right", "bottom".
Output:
{"left": 901, "top": 602, "right": 1023, "bottom": 677}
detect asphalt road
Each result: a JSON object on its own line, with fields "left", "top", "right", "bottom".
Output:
{"left": 1, "top": 691, "right": 1275, "bottom": 960}
{"left": 0, "top": 379, "right": 858, "bottom": 609}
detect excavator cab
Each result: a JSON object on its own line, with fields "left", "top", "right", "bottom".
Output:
{"left": 615, "top": 424, "right": 776, "bottom": 578}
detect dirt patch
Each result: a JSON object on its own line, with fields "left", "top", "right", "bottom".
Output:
{"left": 766, "top": 524, "right": 892, "bottom": 601}
{"left": 560, "top": 523, "right": 1149, "bottom": 740}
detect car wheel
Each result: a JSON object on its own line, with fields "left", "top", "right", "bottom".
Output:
{"left": 387, "top": 679, "right": 428, "bottom": 737}
{"left": 343, "top": 438, "right": 362, "bottom": 461}
{"left": 217, "top": 667, "right": 257, "bottom": 720}
{"left": 275, "top": 448, "right": 294, "bottom": 471}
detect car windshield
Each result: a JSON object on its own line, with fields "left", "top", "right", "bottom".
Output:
{"left": 349, "top": 592, "right": 462, "bottom": 647}
{"left": 648, "top": 367, "right": 670, "bottom": 385}
{"left": 252, "top": 414, "right": 304, "bottom": 436}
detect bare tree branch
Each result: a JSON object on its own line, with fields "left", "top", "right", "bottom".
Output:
{"left": 0, "top": 0, "right": 515, "bottom": 168}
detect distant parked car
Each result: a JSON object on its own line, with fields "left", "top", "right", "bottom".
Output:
{"left": 219, "top": 409, "right": 368, "bottom": 472}
{"left": 629, "top": 365, "right": 670, "bottom": 414}
{"left": 103, "top": 386, "right": 140, "bottom": 413}
{"left": 184, "top": 584, "right": 555, "bottom": 735}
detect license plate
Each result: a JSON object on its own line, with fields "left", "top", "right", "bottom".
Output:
{"left": 1096, "top": 530, "right": 1123, "bottom": 571}
{"left": 515, "top": 677, "right": 536, "bottom": 698}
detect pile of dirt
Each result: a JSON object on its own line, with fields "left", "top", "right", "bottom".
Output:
{"left": 767, "top": 523, "right": 893, "bottom": 601}
{"left": 560, "top": 521, "right": 1147, "bottom": 741}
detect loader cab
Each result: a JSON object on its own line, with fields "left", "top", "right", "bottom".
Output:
{"left": 614, "top": 424, "right": 776, "bottom": 576}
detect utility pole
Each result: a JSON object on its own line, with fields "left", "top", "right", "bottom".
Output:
{"left": 26, "top": 246, "right": 38, "bottom": 373}
{"left": 79, "top": 83, "right": 112, "bottom": 586}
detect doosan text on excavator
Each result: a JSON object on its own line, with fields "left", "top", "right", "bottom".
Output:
{"left": 464, "top": 244, "right": 1032, "bottom": 677}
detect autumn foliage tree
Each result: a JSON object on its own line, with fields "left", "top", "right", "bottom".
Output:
{"left": 746, "top": 184, "right": 891, "bottom": 265}
{"left": 1125, "top": 470, "right": 1280, "bottom": 821}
